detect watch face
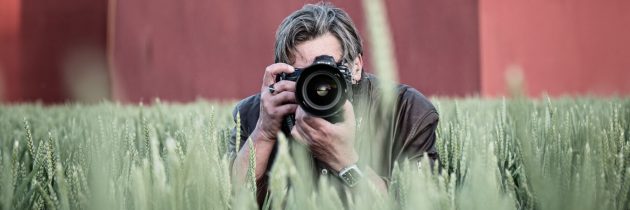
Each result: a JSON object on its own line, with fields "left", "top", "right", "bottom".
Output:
{"left": 341, "top": 168, "right": 361, "bottom": 187}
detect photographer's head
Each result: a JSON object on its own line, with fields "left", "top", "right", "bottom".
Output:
{"left": 274, "top": 2, "right": 363, "bottom": 84}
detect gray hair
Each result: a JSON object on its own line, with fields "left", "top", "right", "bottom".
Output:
{"left": 274, "top": 2, "right": 363, "bottom": 67}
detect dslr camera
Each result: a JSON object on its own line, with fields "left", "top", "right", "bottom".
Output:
{"left": 276, "top": 55, "right": 354, "bottom": 134}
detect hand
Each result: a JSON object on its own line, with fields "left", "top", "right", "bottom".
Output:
{"left": 291, "top": 101, "right": 358, "bottom": 172}
{"left": 254, "top": 63, "right": 298, "bottom": 142}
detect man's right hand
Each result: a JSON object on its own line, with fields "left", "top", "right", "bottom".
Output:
{"left": 254, "top": 63, "right": 298, "bottom": 142}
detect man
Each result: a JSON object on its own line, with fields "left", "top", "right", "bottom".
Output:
{"left": 229, "top": 2, "right": 438, "bottom": 201}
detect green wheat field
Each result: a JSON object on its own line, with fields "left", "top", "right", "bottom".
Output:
{"left": 0, "top": 98, "right": 629, "bottom": 210}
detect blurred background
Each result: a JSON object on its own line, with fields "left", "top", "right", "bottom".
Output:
{"left": 0, "top": 0, "right": 629, "bottom": 104}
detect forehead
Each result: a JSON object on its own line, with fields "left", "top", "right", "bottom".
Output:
{"left": 292, "top": 33, "right": 343, "bottom": 68}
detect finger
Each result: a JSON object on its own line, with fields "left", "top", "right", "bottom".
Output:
{"left": 274, "top": 104, "right": 298, "bottom": 116}
{"left": 301, "top": 114, "right": 330, "bottom": 128}
{"left": 269, "top": 91, "right": 297, "bottom": 105}
{"left": 296, "top": 107, "right": 329, "bottom": 128}
{"left": 271, "top": 80, "right": 296, "bottom": 94}
{"left": 294, "top": 106, "right": 307, "bottom": 124}
{"left": 296, "top": 116, "right": 321, "bottom": 137}
{"left": 295, "top": 107, "right": 324, "bottom": 135}
{"left": 262, "top": 63, "right": 295, "bottom": 88}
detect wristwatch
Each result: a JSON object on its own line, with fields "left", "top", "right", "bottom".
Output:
{"left": 337, "top": 164, "right": 364, "bottom": 187}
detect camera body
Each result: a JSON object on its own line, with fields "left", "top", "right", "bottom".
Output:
{"left": 276, "top": 55, "right": 353, "bottom": 134}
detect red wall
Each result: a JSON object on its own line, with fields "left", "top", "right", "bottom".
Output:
{"left": 480, "top": 0, "right": 630, "bottom": 97}
{"left": 110, "top": 0, "right": 363, "bottom": 102}
{"left": 0, "top": 0, "right": 20, "bottom": 101}
{"left": 0, "top": 0, "right": 482, "bottom": 103}
{"left": 386, "top": 0, "right": 480, "bottom": 97}
{"left": 0, "top": 0, "right": 108, "bottom": 103}
{"left": 3, "top": 0, "right": 629, "bottom": 103}
{"left": 110, "top": 0, "right": 480, "bottom": 102}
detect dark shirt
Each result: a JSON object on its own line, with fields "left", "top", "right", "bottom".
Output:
{"left": 229, "top": 72, "right": 439, "bottom": 199}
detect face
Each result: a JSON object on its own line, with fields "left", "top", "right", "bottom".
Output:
{"left": 293, "top": 32, "right": 363, "bottom": 84}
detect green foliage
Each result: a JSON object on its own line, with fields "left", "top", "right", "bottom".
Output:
{"left": 0, "top": 98, "right": 628, "bottom": 210}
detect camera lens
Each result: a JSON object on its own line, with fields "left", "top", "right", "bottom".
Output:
{"left": 316, "top": 84, "right": 331, "bottom": 97}
{"left": 305, "top": 73, "right": 339, "bottom": 108}
{"left": 294, "top": 61, "right": 348, "bottom": 119}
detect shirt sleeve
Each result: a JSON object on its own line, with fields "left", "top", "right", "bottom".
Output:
{"left": 392, "top": 87, "right": 440, "bottom": 170}
{"left": 228, "top": 102, "right": 250, "bottom": 164}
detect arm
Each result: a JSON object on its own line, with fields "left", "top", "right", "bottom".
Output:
{"left": 291, "top": 101, "right": 388, "bottom": 193}
{"left": 230, "top": 121, "right": 278, "bottom": 183}
{"left": 230, "top": 63, "right": 298, "bottom": 184}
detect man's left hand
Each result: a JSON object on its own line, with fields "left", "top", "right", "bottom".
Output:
{"left": 291, "top": 101, "right": 358, "bottom": 172}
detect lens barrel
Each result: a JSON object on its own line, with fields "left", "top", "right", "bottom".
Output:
{"left": 276, "top": 55, "right": 350, "bottom": 125}
{"left": 295, "top": 63, "right": 348, "bottom": 118}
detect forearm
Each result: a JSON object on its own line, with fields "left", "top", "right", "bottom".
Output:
{"left": 231, "top": 127, "right": 276, "bottom": 184}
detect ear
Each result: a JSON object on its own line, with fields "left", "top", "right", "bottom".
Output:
{"left": 351, "top": 54, "right": 363, "bottom": 84}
